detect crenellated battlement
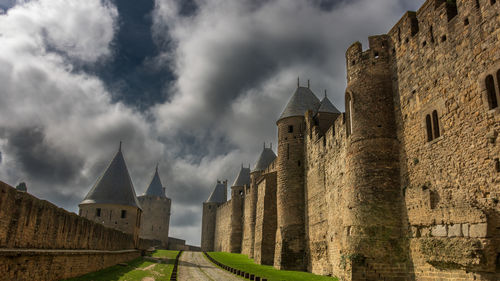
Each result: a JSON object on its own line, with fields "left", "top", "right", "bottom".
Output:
{"left": 346, "top": 35, "right": 392, "bottom": 84}
{"left": 202, "top": 0, "right": 500, "bottom": 278}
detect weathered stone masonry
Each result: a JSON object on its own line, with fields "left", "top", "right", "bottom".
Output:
{"left": 202, "top": 1, "right": 500, "bottom": 280}
{"left": 0, "top": 181, "right": 141, "bottom": 281}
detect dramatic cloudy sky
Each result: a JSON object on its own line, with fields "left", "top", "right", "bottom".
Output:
{"left": 0, "top": 0, "right": 425, "bottom": 246}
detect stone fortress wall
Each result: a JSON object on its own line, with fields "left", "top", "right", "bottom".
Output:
{"left": 202, "top": 0, "right": 500, "bottom": 280}
{"left": 0, "top": 181, "right": 142, "bottom": 281}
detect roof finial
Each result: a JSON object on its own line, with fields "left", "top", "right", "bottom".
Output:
{"left": 119, "top": 141, "right": 122, "bottom": 152}
{"left": 308, "top": 79, "right": 310, "bottom": 89}
{"left": 263, "top": 142, "right": 266, "bottom": 149}
{"left": 241, "top": 163, "right": 243, "bottom": 168}
{"left": 270, "top": 142, "right": 272, "bottom": 149}
{"left": 297, "top": 77, "right": 300, "bottom": 88}
{"left": 324, "top": 89, "right": 327, "bottom": 98}
{"left": 156, "top": 162, "right": 159, "bottom": 172}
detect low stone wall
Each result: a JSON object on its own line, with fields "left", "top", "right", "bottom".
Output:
{"left": 0, "top": 181, "right": 141, "bottom": 280}
{"left": 0, "top": 249, "right": 140, "bottom": 281}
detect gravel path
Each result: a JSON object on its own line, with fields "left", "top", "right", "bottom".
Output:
{"left": 177, "top": 251, "right": 241, "bottom": 281}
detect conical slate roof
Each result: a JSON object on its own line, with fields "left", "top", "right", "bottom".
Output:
{"left": 318, "top": 96, "right": 341, "bottom": 114}
{"left": 206, "top": 181, "right": 227, "bottom": 203}
{"left": 143, "top": 165, "right": 166, "bottom": 197}
{"left": 232, "top": 166, "right": 250, "bottom": 187}
{"left": 80, "top": 145, "right": 141, "bottom": 208}
{"left": 253, "top": 146, "right": 277, "bottom": 172}
{"left": 279, "top": 86, "right": 320, "bottom": 120}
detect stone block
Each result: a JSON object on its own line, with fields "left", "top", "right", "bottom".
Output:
{"left": 461, "top": 224, "right": 469, "bottom": 237}
{"left": 469, "top": 223, "right": 487, "bottom": 238}
{"left": 447, "top": 224, "right": 462, "bottom": 237}
{"left": 431, "top": 225, "right": 447, "bottom": 237}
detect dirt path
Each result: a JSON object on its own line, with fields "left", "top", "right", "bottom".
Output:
{"left": 177, "top": 251, "right": 241, "bottom": 281}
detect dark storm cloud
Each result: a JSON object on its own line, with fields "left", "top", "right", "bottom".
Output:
{"left": 3, "top": 127, "right": 83, "bottom": 184}
{"left": 0, "top": 0, "right": 427, "bottom": 246}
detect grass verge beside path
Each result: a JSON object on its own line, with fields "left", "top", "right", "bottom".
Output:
{"left": 208, "top": 252, "right": 338, "bottom": 281}
{"left": 64, "top": 250, "right": 180, "bottom": 281}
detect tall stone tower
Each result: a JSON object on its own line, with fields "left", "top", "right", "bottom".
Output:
{"left": 242, "top": 143, "right": 276, "bottom": 258}
{"left": 342, "top": 35, "right": 405, "bottom": 275}
{"left": 79, "top": 143, "right": 142, "bottom": 246}
{"left": 229, "top": 165, "right": 250, "bottom": 253}
{"left": 137, "top": 165, "right": 171, "bottom": 247}
{"left": 274, "top": 84, "right": 320, "bottom": 270}
{"left": 201, "top": 180, "right": 227, "bottom": 251}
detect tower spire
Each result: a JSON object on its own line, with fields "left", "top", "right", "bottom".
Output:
{"left": 324, "top": 89, "right": 327, "bottom": 98}
{"left": 307, "top": 79, "right": 310, "bottom": 89}
{"left": 119, "top": 141, "right": 122, "bottom": 152}
{"left": 297, "top": 77, "right": 299, "bottom": 88}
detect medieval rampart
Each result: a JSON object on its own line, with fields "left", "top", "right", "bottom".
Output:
{"left": 0, "top": 181, "right": 142, "bottom": 281}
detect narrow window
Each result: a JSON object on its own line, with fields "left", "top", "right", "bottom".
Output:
{"left": 346, "top": 93, "right": 353, "bottom": 137}
{"left": 430, "top": 26, "right": 435, "bottom": 43}
{"left": 288, "top": 125, "right": 293, "bottom": 133}
{"left": 476, "top": 0, "right": 480, "bottom": 9}
{"left": 491, "top": 0, "right": 496, "bottom": 5}
{"left": 287, "top": 143, "right": 290, "bottom": 159}
{"left": 298, "top": 160, "right": 301, "bottom": 167}
{"left": 121, "top": 210, "right": 127, "bottom": 219}
{"left": 432, "top": 110, "right": 440, "bottom": 138}
{"left": 486, "top": 75, "right": 498, "bottom": 109}
{"left": 426, "top": 114, "right": 433, "bottom": 142}
{"left": 96, "top": 208, "right": 101, "bottom": 217}
{"left": 397, "top": 28, "right": 401, "bottom": 43}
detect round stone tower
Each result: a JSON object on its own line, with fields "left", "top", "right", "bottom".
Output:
{"left": 341, "top": 35, "right": 405, "bottom": 274}
{"left": 201, "top": 180, "right": 227, "bottom": 251}
{"left": 274, "top": 84, "right": 320, "bottom": 270}
{"left": 79, "top": 143, "right": 142, "bottom": 246}
{"left": 137, "top": 165, "right": 171, "bottom": 247}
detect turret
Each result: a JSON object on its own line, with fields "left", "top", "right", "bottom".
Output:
{"left": 340, "top": 35, "right": 405, "bottom": 276}
{"left": 79, "top": 142, "right": 142, "bottom": 246}
{"left": 241, "top": 143, "right": 277, "bottom": 258}
{"left": 229, "top": 166, "right": 250, "bottom": 253}
{"left": 137, "top": 165, "right": 171, "bottom": 247}
{"left": 201, "top": 180, "right": 227, "bottom": 251}
{"left": 274, "top": 84, "right": 320, "bottom": 270}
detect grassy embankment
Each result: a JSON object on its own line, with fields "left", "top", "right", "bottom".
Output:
{"left": 208, "top": 252, "right": 338, "bottom": 281}
{"left": 64, "top": 250, "right": 179, "bottom": 281}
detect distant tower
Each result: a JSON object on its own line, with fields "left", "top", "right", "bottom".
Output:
{"left": 79, "top": 143, "right": 142, "bottom": 245}
{"left": 274, "top": 85, "right": 320, "bottom": 270}
{"left": 201, "top": 180, "right": 227, "bottom": 251}
{"left": 242, "top": 143, "right": 276, "bottom": 258}
{"left": 137, "top": 165, "right": 171, "bottom": 247}
{"left": 229, "top": 165, "right": 250, "bottom": 253}
{"left": 316, "top": 93, "right": 341, "bottom": 134}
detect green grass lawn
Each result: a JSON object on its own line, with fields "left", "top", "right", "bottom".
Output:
{"left": 208, "top": 252, "right": 338, "bottom": 281}
{"left": 64, "top": 250, "right": 180, "bottom": 281}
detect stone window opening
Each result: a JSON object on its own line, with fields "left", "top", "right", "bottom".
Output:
{"left": 374, "top": 51, "right": 379, "bottom": 58}
{"left": 476, "top": 0, "right": 480, "bottom": 9}
{"left": 298, "top": 160, "right": 301, "bottom": 167}
{"left": 346, "top": 93, "right": 353, "bottom": 137}
{"left": 426, "top": 114, "right": 433, "bottom": 141}
{"left": 464, "top": 18, "right": 469, "bottom": 26}
{"left": 491, "top": 0, "right": 496, "bottom": 5}
{"left": 495, "top": 158, "right": 500, "bottom": 172}
{"left": 432, "top": 110, "right": 440, "bottom": 138}
{"left": 121, "top": 210, "right": 127, "bottom": 219}
{"left": 485, "top": 74, "right": 498, "bottom": 109}
{"left": 288, "top": 125, "right": 293, "bottom": 133}
{"left": 287, "top": 143, "right": 290, "bottom": 159}
{"left": 430, "top": 26, "right": 435, "bottom": 44}
{"left": 442, "top": 35, "right": 447, "bottom": 42}
{"left": 96, "top": 208, "right": 101, "bottom": 217}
